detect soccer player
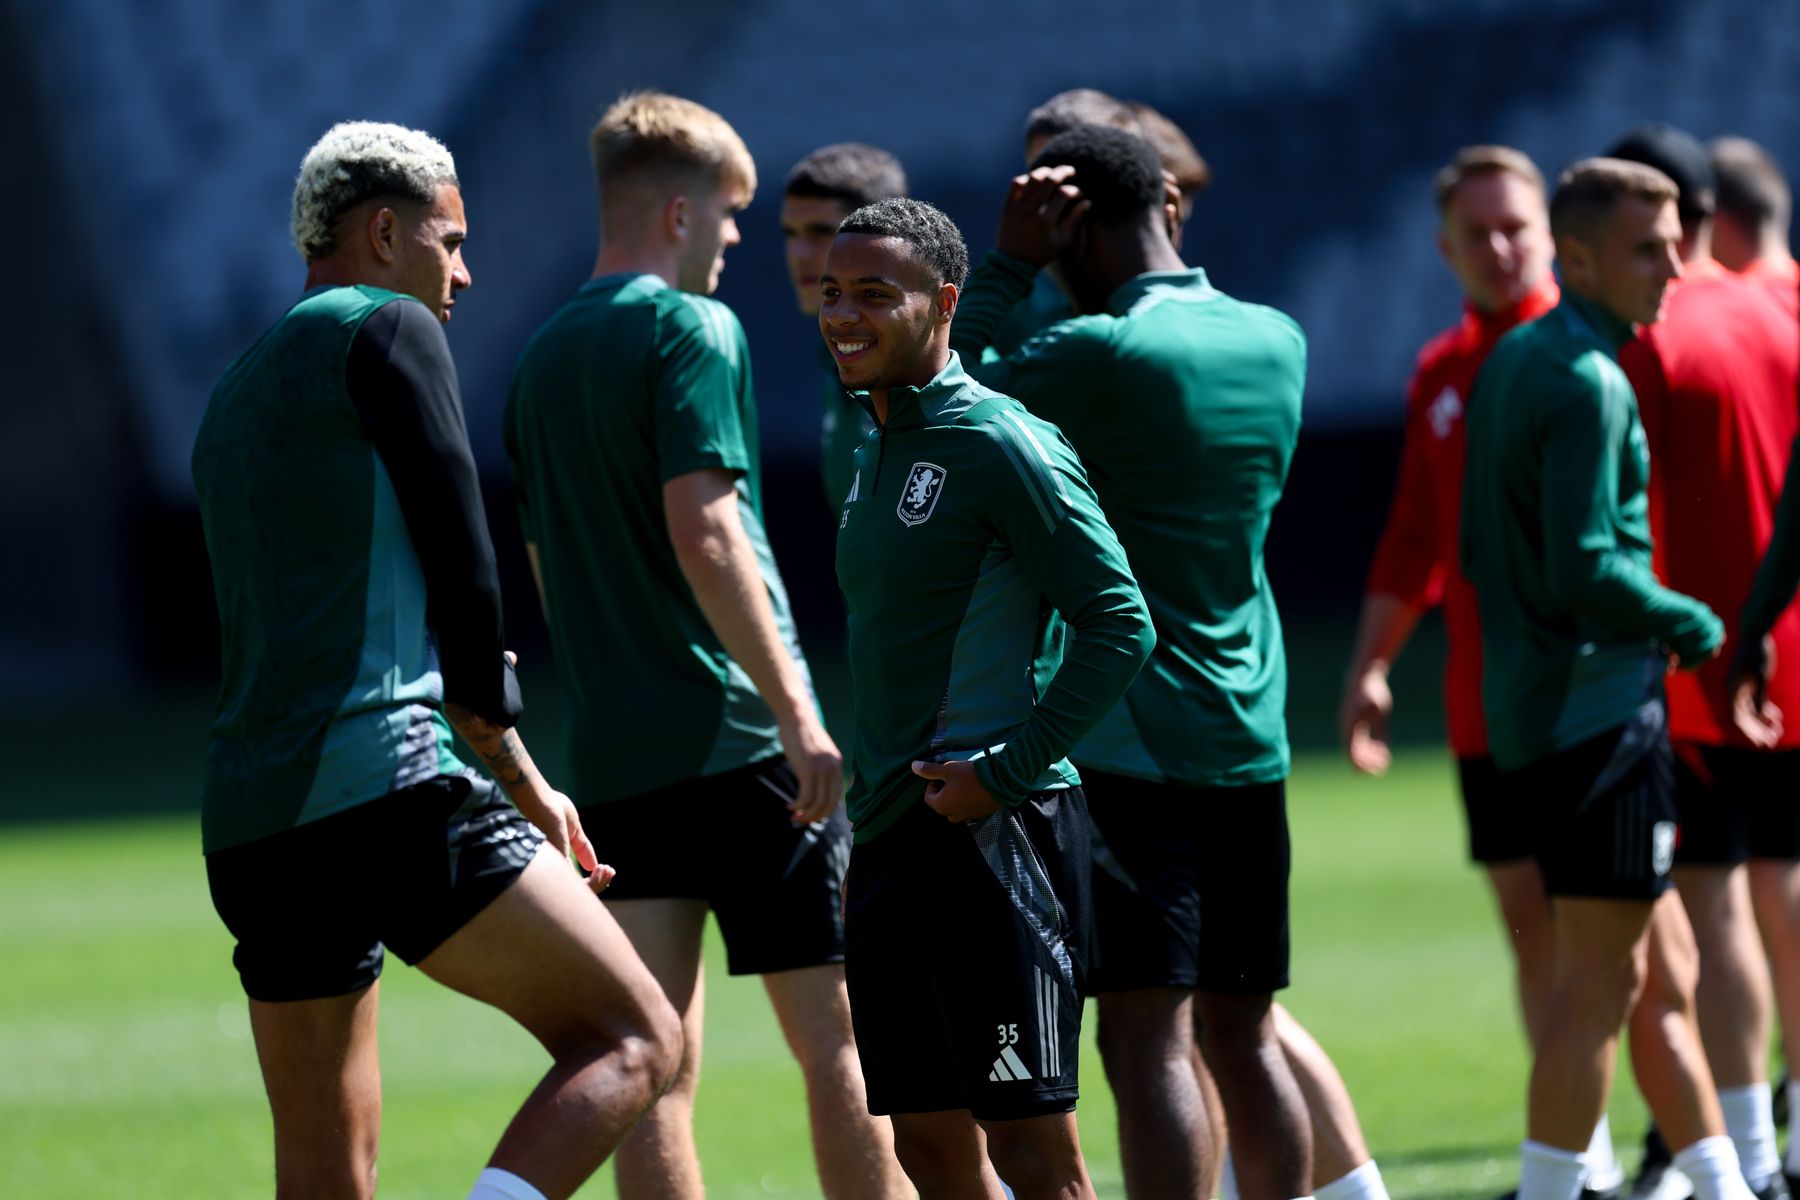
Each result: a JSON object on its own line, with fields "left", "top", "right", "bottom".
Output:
{"left": 822, "top": 197, "right": 1154, "bottom": 1198}
{"left": 951, "top": 125, "right": 1379, "bottom": 1200}
{"left": 503, "top": 93, "right": 907, "bottom": 1200}
{"left": 1460, "top": 157, "right": 1751, "bottom": 1200}
{"left": 1708, "top": 137, "right": 1797, "bottom": 311}
{"left": 1338, "top": 147, "right": 1615, "bottom": 1191}
{"left": 779, "top": 143, "right": 908, "bottom": 510}
{"left": 192, "top": 121, "right": 681, "bottom": 1200}
{"left": 985, "top": 89, "right": 1207, "bottom": 360}
{"left": 1611, "top": 122, "right": 1800, "bottom": 1200}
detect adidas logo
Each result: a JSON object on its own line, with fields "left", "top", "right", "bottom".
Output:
{"left": 988, "top": 1045, "right": 1033, "bottom": 1082}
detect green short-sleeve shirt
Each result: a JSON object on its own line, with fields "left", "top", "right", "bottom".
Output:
{"left": 505, "top": 274, "right": 801, "bottom": 802}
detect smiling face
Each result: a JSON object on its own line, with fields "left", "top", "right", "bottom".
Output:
{"left": 781, "top": 194, "right": 850, "bottom": 314}
{"left": 675, "top": 178, "right": 751, "bottom": 295}
{"left": 391, "top": 183, "right": 471, "bottom": 322}
{"left": 1437, "top": 169, "right": 1553, "bottom": 313}
{"left": 1560, "top": 194, "right": 1684, "bottom": 326}
{"left": 819, "top": 233, "right": 956, "bottom": 396}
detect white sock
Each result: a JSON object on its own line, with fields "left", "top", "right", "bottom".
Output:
{"left": 1789, "top": 1080, "right": 1800, "bottom": 1175}
{"left": 468, "top": 1167, "right": 548, "bottom": 1200}
{"left": 1519, "top": 1139, "right": 1588, "bottom": 1200}
{"left": 1220, "top": 1151, "right": 1239, "bottom": 1200}
{"left": 1586, "top": 1114, "right": 1625, "bottom": 1190}
{"left": 1673, "top": 1135, "right": 1756, "bottom": 1200}
{"left": 1316, "top": 1158, "right": 1391, "bottom": 1200}
{"left": 1718, "top": 1083, "right": 1780, "bottom": 1185}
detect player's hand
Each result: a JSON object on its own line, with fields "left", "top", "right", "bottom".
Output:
{"left": 780, "top": 713, "right": 844, "bottom": 825}
{"left": 1668, "top": 638, "right": 1724, "bottom": 673}
{"left": 914, "top": 759, "right": 1002, "bottom": 823}
{"left": 519, "top": 786, "right": 614, "bottom": 894}
{"left": 1729, "top": 633, "right": 1784, "bottom": 748}
{"left": 995, "top": 165, "right": 1091, "bottom": 267}
{"left": 1339, "top": 666, "right": 1394, "bottom": 775}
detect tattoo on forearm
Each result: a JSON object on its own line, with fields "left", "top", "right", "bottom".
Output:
{"left": 474, "top": 729, "right": 538, "bottom": 789}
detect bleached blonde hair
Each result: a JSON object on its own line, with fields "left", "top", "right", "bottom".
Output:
{"left": 291, "top": 121, "right": 459, "bottom": 262}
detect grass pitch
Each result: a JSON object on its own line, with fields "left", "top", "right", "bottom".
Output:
{"left": 0, "top": 740, "right": 1658, "bottom": 1198}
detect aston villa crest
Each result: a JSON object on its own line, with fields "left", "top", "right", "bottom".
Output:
{"left": 898, "top": 462, "right": 946, "bottom": 526}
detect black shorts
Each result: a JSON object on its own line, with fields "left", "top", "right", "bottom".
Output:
{"left": 1458, "top": 755, "right": 1535, "bottom": 863}
{"left": 1673, "top": 744, "right": 1800, "bottom": 865}
{"left": 1083, "top": 770, "right": 1289, "bottom": 996}
{"left": 845, "top": 789, "right": 1091, "bottom": 1121}
{"left": 581, "top": 757, "right": 849, "bottom": 976}
{"left": 1509, "top": 706, "right": 1678, "bottom": 901}
{"left": 206, "top": 771, "right": 543, "bottom": 1003}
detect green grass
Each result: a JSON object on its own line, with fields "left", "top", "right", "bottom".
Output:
{"left": 0, "top": 748, "right": 1660, "bottom": 1199}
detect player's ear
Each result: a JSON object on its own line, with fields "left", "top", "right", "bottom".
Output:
{"left": 935, "top": 281, "right": 958, "bottom": 325}
{"left": 1554, "top": 232, "right": 1590, "bottom": 288}
{"left": 369, "top": 206, "right": 400, "bottom": 264}
{"left": 665, "top": 194, "right": 689, "bottom": 242}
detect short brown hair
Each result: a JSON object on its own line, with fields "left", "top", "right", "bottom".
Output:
{"left": 1125, "top": 102, "right": 1210, "bottom": 197}
{"left": 1549, "top": 157, "right": 1679, "bottom": 242}
{"left": 589, "top": 91, "right": 756, "bottom": 221}
{"left": 1434, "top": 145, "right": 1545, "bottom": 214}
{"left": 1023, "top": 89, "right": 1134, "bottom": 148}
{"left": 1709, "top": 136, "right": 1791, "bottom": 236}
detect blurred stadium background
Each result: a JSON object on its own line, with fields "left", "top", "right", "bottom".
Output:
{"left": 10, "top": 0, "right": 1799, "bottom": 727}
{"left": 4, "top": 4, "right": 1799, "bottom": 1194}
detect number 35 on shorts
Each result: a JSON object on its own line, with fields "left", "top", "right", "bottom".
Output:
{"left": 997, "top": 1023, "right": 1019, "bottom": 1045}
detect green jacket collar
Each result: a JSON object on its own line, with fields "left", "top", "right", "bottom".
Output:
{"left": 1106, "top": 266, "right": 1217, "bottom": 314}
{"left": 854, "top": 351, "right": 985, "bottom": 432}
{"left": 1554, "top": 287, "right": 1636, "bottom": 353}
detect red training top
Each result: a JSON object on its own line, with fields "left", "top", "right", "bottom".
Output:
{"left": 1741, "top": 256, "right": 1800, "bottom": 318}
{"left": 1621, "top": 260, "right": 1800, "bottom": 748}
{"left": 1365, "top": 279, "right": 1559, "bottom": 759}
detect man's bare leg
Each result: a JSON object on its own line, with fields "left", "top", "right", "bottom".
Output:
{"left": 1273, "top": 1004, "right": 1382, "bottom": 1191}
{"left": 1628, "top": 893, "right": 1727, "bottom": 1151}
{"left": 1196, "top": 991, "right": 1311, "bottom": 1199}
{"left": 890, "top": 1110, "right": 1008, "bottom": 1200}
{"left": 980, "top": 1111, "right": 1097, "bottom": 1200}
{"left": 1748, "top": 859, "right": 1800, "bottom": 1179}
{"left": 1485, "top": 859, "right": 1558, "bottom": 1048}
{"left": 416, "top": 848, "right": 685, "bottom": 1200}
{"left": 1096, "top": 987, "right": 1214, "bottom": 1200}
{"left": 604, "top": 898, "right": 710, "bottom": 1200}
{"left": 248, "top": 983, "right": 383, "bottom": 1200}
{"left": 763, "top": 963, "right": 910, "bottom": 1199}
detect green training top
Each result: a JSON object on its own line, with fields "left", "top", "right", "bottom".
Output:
{"left": 193, "top": 287, "right": 470, "bottom": 852}
{"left": 953, "top": 252, "right": 1303, "bottom": 786}
{"left": 835, "top": 352, "right": 1154, "bottom": 842}
{"left": 1460, "top": 290, "right": 1722, "bottom": 769}
{"left": 817, "top": 340, "right": 875, "bottom": 510}
{"left": 981, "top": 268, "right": 1075, "bottom": 362}
{"left": 504, "top": 273, "right": 801, "bottom": 803}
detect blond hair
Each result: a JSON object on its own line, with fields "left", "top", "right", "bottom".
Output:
{"left": 589, "top": 91, "right": 755, "bottom": 226}
{"left": 1550, "top": 157, "right": 1679, "bottom": 242}
{"left": 291, "top": 121, "right": 457, "bottom": 262}
{"left": 1433, "top": 145, "right": 1544, "bottom": 214}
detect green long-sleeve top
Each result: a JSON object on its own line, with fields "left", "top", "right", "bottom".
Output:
{"left": 1460, "top": 290, "right": 1722, "bottom": 769}
{"left": 1738, "top": 430, "right": 1800, "bottom": 663}
{"left": 817, "top": 340, "right": 875, "bottom": 511}
{"left": 951, "top": 250, "right": 1303, "bottom": 786}
{"left": 835, "top": 352, "right": 1155, "bottom": 842}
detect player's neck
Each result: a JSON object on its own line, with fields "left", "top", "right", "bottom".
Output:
{"left": 304, "top": 255, "right": 378, "bottom": 294}
{"left": 592, "top": 238, "right": 680, "bottom": 287}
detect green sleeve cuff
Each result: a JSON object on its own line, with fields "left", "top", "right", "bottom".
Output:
{"left": 973, "top": 756, "right": 1028, "bottom": 807}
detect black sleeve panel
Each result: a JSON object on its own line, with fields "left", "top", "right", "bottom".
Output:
{"left": 348, "top": 299, "right": 522, "bottom": 727}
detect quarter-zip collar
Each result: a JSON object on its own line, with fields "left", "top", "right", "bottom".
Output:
{"left": 1554, "top": 286, "right": 1637, "bottom": 353}
{"left": 852, "top": 351, "right": 984, "bottom": 433}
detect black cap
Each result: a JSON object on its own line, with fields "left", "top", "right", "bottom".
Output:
{"left": 1606, "top": 122, "right": 1716, "bottom": 222}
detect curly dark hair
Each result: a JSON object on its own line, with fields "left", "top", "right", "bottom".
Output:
{"left": 785, "top": 143, "right": 908, "bottom": 208}
{"left": 1029, "top": 125, "right": 1165, "bottom": 227}
{"left": 837, "top": 198, "right": 969, "bottom": 289}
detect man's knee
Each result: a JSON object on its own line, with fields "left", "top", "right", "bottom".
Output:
{"left": 275, "top": 1145, "right": 377, "bottom": 1200}
{"left": 1195, "top": 991, "right": 1276, "bottom": 1052}
{"left": 891, "top": 1120, "right": 979, "bottom": 1189}
{"left": 983, "top": 1121, "right": 1080, "bottom": 1192}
